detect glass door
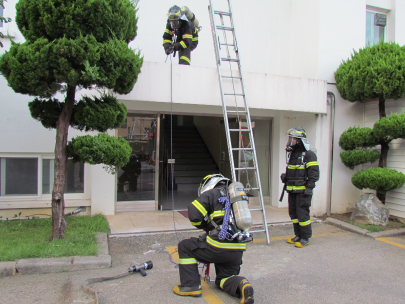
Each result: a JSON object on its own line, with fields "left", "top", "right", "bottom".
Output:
{"left": 116, "top": 114, "right": 158, "bottom": 211}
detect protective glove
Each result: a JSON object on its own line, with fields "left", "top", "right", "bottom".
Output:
{"left": 280, "top": 173, "right": 287, "bottom": 183}
{"left": 303, "top": 188, "right": 313, "bottom": 197}
{"left": 165, "top": 45, "right": 174, "bottom": 55}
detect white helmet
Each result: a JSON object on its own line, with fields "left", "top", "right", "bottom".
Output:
{"left": 198, "top": 174, "right": 230, "bottom": 197}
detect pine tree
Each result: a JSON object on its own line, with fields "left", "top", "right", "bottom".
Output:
{"left": 335, "top": 42, "right": 405, "bottom": 203}
{"left": 0, "top": 0, "right": 143, "bottom": 239}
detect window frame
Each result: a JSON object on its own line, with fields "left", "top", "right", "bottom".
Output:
{"left": 0, "top": 153, "right": 90, "bottom": 203}
{"left": 366, "top": 6, "right": 389, "bottom": 46}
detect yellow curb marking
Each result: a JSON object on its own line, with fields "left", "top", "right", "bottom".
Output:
{"left": 201, "top": 280, "right": 225, "bottom": 304}
{"left": 376, "top": 237, "right": 405, "bottom": 249}
{"left": 253, "top": 232, "right": 348, "bottom": 244}
{"left": 166, "top": 246, "right": 225, "bottom": 304}
{"left": 166, "top": 246, "right": 179, "bottom": 263}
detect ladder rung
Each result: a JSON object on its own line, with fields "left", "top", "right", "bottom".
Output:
{"left": 221, "top": 58, "right": 239, "bottom": 62}
{"left": 249, "top": 208, "right": 263, "bottom": 212}
{"left": 227, "top": 111, "right": 246, "bottom": 114}
{"left": 229, "top": 129, "right": 249, "bottom": 132}
{"left": 216, "top": 26, "right": 234, "bottom": 31}
{"left": 220, "top": 43, "right": 235, "bottom": 47}
{"left": 232, "top": 148, "right": 253, "bottom": 151}
{"left": 214, "top": 10, "right": 231, "bottom": 16}
{"left": 224, "top": 93, "right": 244, "bottom": 96}
{"left": 235, "top": 167, "right": 257, "bottom": 170}
{"left": 222, "top": 76, "right": 242, "bottom": 79}
{"left": 250, "top": 229, "right": 266, "bottom": 233}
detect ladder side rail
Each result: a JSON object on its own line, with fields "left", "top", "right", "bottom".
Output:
{"left": 209, "top": 1, "right": 237, "bottom": 183}
{"left": 208, "top": 3, "right": 221, "bottom": 65}
{"left": 227, "top": 0, "right": 270, "bottom": 244}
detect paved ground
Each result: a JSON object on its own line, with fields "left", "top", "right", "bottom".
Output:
{"left": 1, "top": 222, "right": 405, "bottom": 304}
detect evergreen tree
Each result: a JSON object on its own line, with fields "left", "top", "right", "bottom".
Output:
{"left": 0, "top": 0, "right": 143, "bottom": 239}
{"left": 335, "top": 42, "right": 405, "bottom": 203}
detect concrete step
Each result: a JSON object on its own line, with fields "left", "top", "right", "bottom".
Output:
{"left": 177, "top": 183, "right": 200, "bottom": 191}
{"left": 175, "top": 176, "right": 204, "bottom": 183}
{"left": 173, "top": 170, "right": 219, "bottom": 177}
{"left": 175, "top": 164, "right": 218, "bottom": 171}
{"left": 175, "top": 159, "right": 214, "bottom": 165}
{"left": 172, "top": 153, "right": 210, "bottom": 159}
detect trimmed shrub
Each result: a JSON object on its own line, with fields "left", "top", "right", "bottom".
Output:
{"left": 340, "top": 149, "right": 380, "bottom": 169}
{"left": 352, "top": 168, "right": 405, "bottom": 194}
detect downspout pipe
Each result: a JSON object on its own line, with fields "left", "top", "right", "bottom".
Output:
{"left": 326, "top": 89, "right": 336, "bottom": 216}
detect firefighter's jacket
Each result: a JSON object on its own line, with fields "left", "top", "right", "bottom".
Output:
{"left": 285, "top": 149, "right": 319, "bottom": 193}
{"left": 162, "top": 19, "right": 198, "bottom": 53}
{"left": 188, "top": 187, "right": 246, "bottom": 252}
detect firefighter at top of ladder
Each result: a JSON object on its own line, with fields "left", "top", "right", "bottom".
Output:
{"left": 163, "top": 5, "right": 200, "bottom": 65}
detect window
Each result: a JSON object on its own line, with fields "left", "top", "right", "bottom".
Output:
{"left": 42, "top": 159, "right": 84, "bottom": 194}
{"left": 0, "top": 158, "right": 38, "bottom": 196}
{"left": 0, "top": 157, "right": 84, "bottom": 197}
{"left": 0, "top": 4, "right": 3, "bottom": 27}
{"left": 366, "top": 11, "right": 386, "bottom": 46}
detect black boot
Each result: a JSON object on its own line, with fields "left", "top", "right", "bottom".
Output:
{"left": 295, "top": 238, "right": 309, "bottom": 248}
{"left": 239, "top": 279, "right": 254, "bottom": 304}
{"left": 287, "top": 236, "right": 301, "bottom": 244}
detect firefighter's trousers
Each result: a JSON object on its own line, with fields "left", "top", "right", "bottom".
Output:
{"left": 178, "top": 48, "right": 191, "bottom": 65}
{"left": 178, "top": 237, "right": 246, "bottom": 297}
{"left": 288, "top": 193, "right": 312, "bottom": 239}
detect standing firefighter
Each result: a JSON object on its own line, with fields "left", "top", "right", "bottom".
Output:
{"left": 174, "top": 174, "right": 254, "bottom": 304}
{"left": 163, "top": 5, "right": 199, "bottom": 65}
{"left": 280, "top": 128, "right": 319, "bottom": 248}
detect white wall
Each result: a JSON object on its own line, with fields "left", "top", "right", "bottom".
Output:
{"left": 328, "top": 86, "right": 363, "bottom": 213}
{"left": 117, "top": 62, "right": 327, "bottom": 114}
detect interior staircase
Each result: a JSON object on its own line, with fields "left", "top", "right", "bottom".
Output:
{"left": 165, "top": 125, "right": 219, "bottom": 192}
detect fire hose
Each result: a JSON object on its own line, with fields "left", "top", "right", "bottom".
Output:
{"left": 82, "top": 261, "right": 153, "bottom": 304}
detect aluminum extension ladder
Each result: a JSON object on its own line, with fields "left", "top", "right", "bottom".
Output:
{"left": 208, "top": 0, "right": 270, "bottom": 244}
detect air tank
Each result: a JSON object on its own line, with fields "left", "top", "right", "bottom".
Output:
{"left": 181, "top": 6, "right": 200, "bottom": 28}
{"left": 228, "top": 182, "right": 253, "bottom": 232}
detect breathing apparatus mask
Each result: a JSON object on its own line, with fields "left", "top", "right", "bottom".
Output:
{"left": 285, "top": 127, "right": 311, "bottom": 163}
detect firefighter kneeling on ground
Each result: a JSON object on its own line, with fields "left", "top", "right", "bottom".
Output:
{"left": 280, "top": 127, "right": 319, "bottom": 248}
{"left": 173, "top": 174, "right": 254, "bottom": 304}
{"left": 163, "top": 5, "right": 199, "bottom": 65}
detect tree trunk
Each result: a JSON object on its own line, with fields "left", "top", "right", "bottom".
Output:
{"left": 378, "top": 97, "right": 386, "bottom": 119}
{"left": 51, "top": 85, "right": 76, "bottom": 240}
{"left": 376, "top": 191, "right": 386, "bottom": 205}
{"left": 377, "top": 97, "right": 388, "bottom": 204}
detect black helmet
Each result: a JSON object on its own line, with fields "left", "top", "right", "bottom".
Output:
{"left": 286, "top": 127, "right": 310, "bottom": 151}
{"left": 198, "top": 174, "right": 230, "bottom": 197}
{"left": 168, "top": 5, "right": 182, "bottom": 29}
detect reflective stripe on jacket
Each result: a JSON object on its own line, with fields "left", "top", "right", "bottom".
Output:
{"left": 285, "top": 149, "right": 319, "bottom": 193}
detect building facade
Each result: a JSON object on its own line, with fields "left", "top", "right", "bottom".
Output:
{"left": 1, "top": 0, "right": 405, "bottom": 218}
